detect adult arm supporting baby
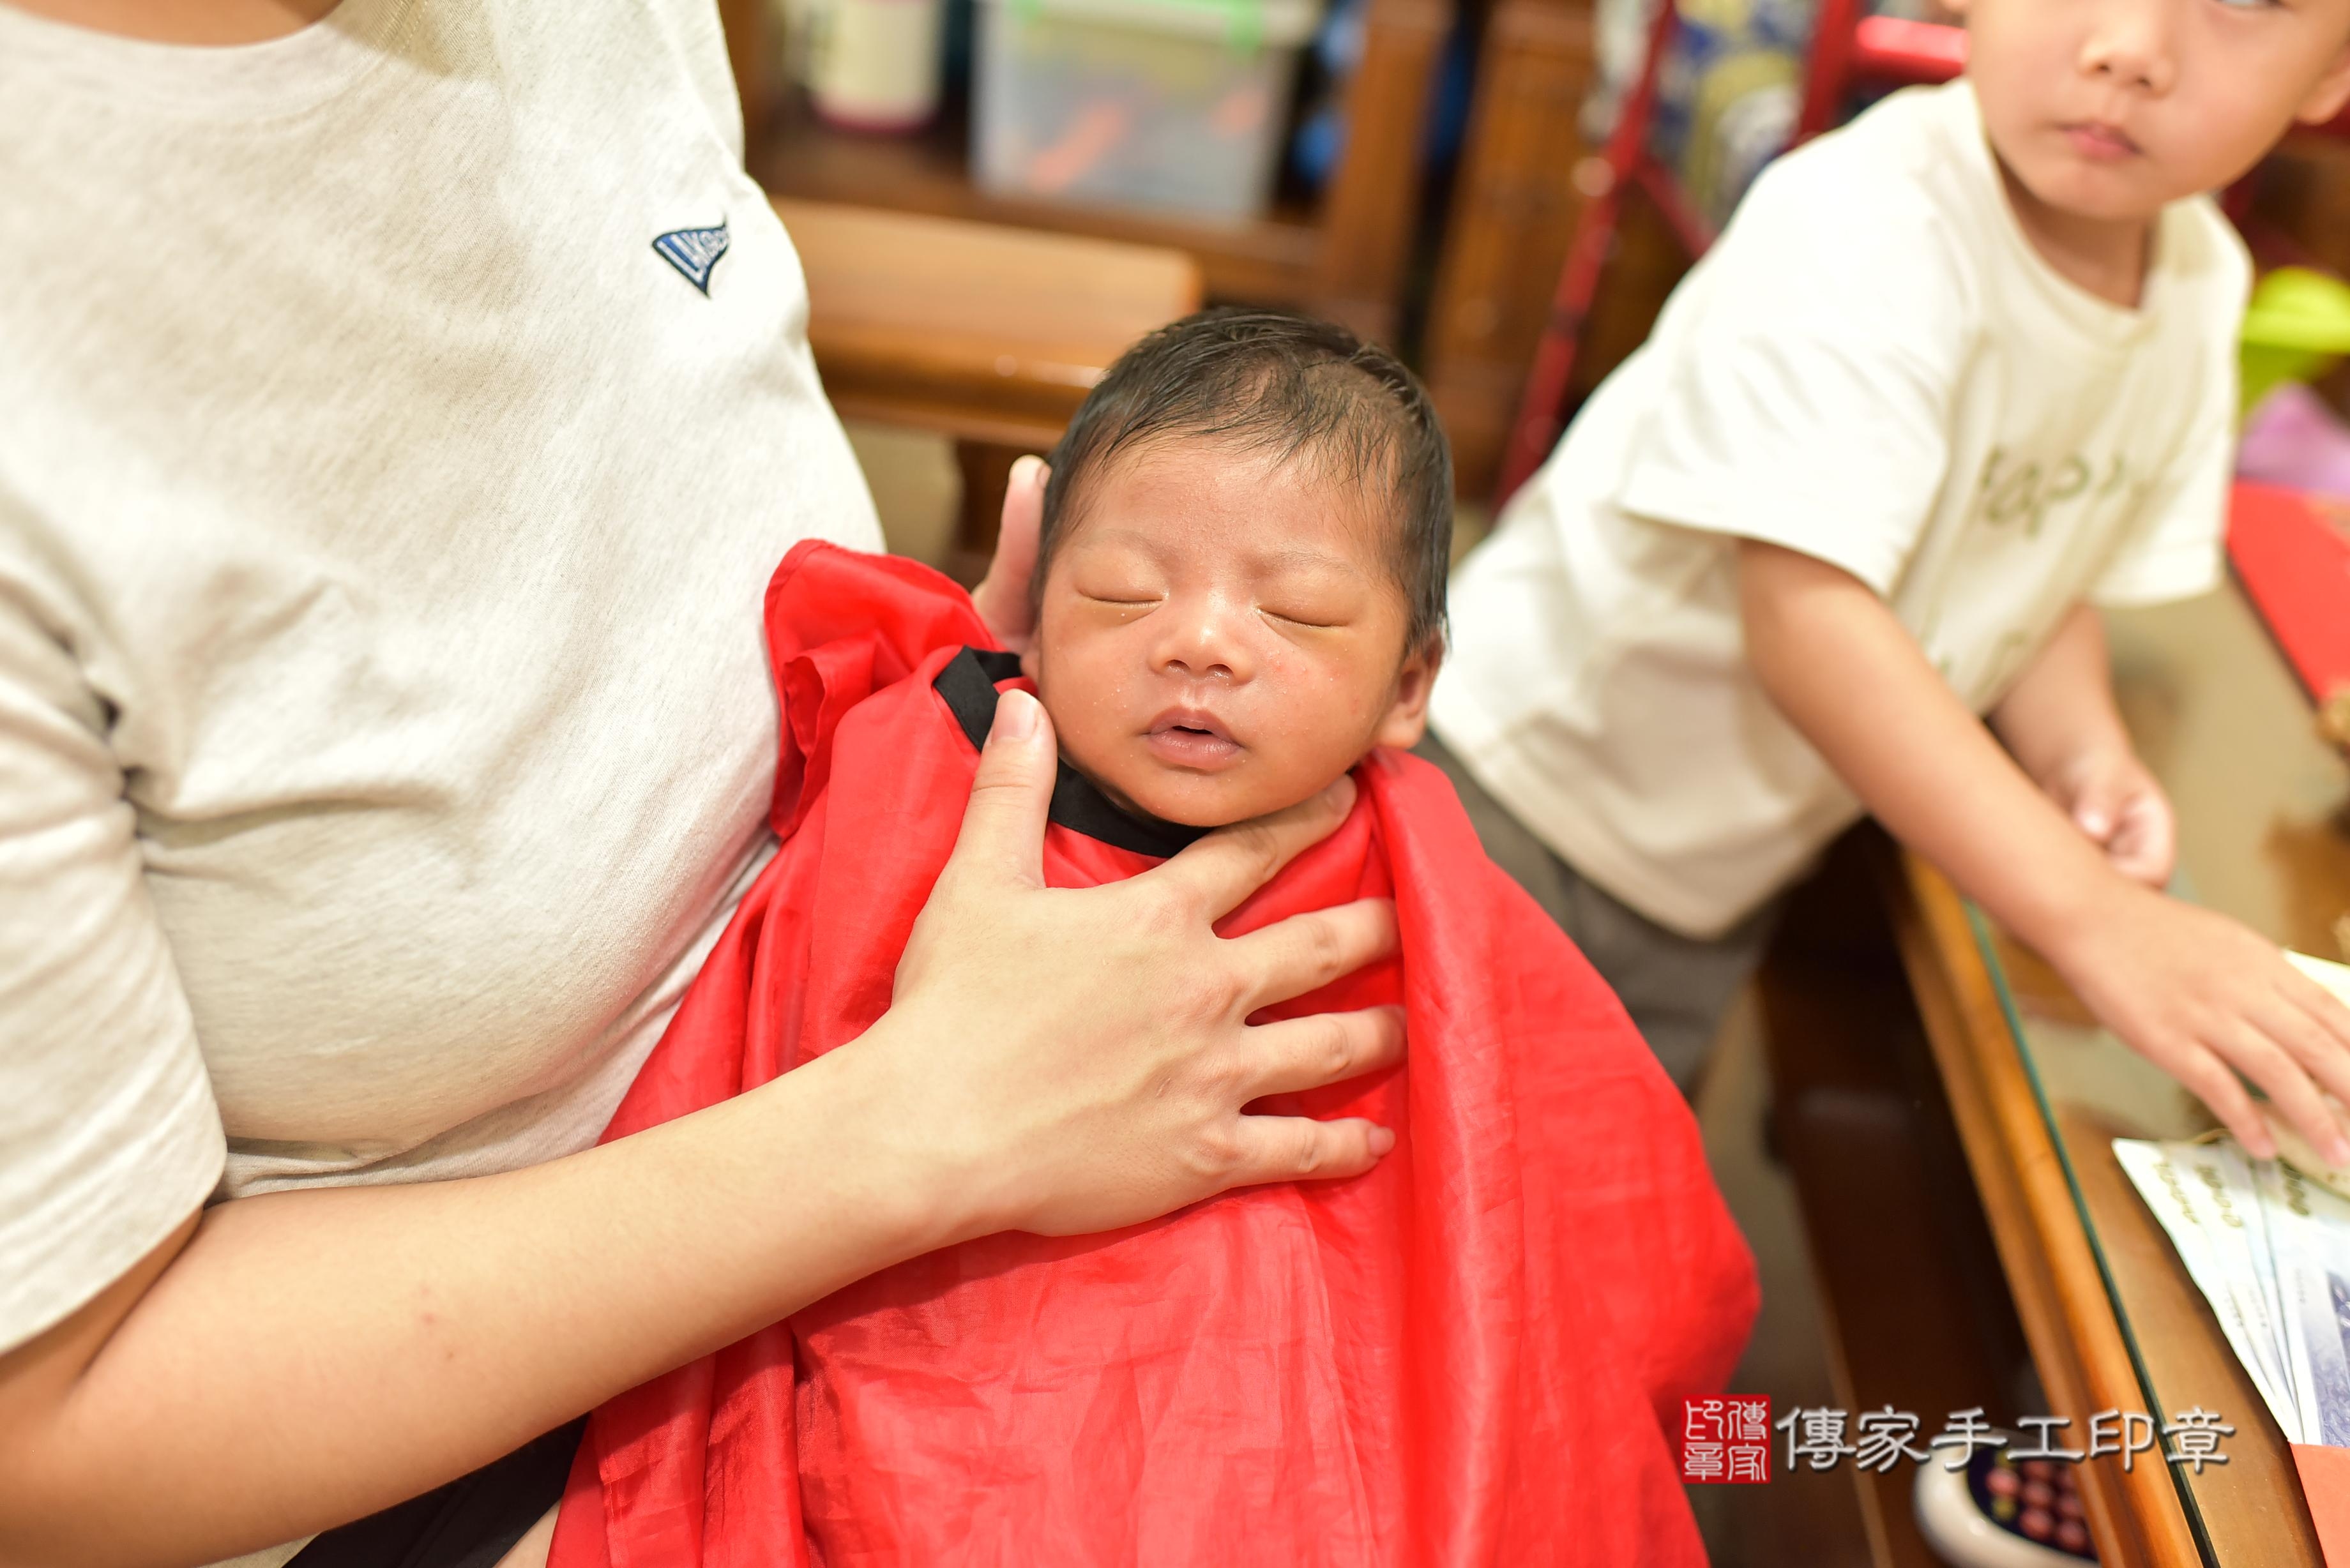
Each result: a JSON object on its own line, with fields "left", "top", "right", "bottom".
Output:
{"left": 0, "top": 692, "right": 1402, "bottom": 1568}
{"left": 1738, "top": 538, "right": 2350, "bottom": 1165}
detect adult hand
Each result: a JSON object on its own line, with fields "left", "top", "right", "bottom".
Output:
{"left": 971, "top": 455, "right": 1047, "bottom": 656}
{"left": 0, "top": 685, "right": 1401, "bottom": 1568}
{"left": 847, "top": 684, "right": 1404, "bottom": 1242}
{"left": 2051, "top": 879, "right": 2350, "bottom": 1165}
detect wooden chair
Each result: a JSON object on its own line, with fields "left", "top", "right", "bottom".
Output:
{"left": 774, "top": 197, "right": 1203, "bottom": 583}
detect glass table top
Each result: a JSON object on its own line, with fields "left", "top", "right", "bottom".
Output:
{"left": 1966, "top": 580, "right": 2350, "bottom": 1564}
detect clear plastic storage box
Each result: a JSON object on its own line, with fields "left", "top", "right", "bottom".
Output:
{"left": 973, "top": 0, "right": 1323, "bottom": 222}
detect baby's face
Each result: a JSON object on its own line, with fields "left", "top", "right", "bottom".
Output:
{"left": 1031, "top": 440, "right": 1437, "bottom": 829}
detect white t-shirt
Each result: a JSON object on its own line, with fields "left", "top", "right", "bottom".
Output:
{"left": 0, "top": 0, "right": 882, "bottom": 1373}
{"left": 1432, "top": 79, "right": 2246, "bottom": 940}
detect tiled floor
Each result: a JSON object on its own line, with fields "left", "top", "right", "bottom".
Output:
{"left": 846, "top": 422, "right": 1884, "bottom": 1564}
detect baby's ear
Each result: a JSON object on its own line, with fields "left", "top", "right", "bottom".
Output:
{"left": 1372, "top": 637, "right": 1443, "bottom": 751}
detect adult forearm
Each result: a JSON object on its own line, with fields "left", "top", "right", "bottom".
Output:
{"left": 3, "top": 1041, "right": 946, "bottom": 1568}
{"left": 1738, "top": 541, "right": 2121, "bottom": 950}
{"left": 4, "top": 700, "right": 1406, "bottom": 1568}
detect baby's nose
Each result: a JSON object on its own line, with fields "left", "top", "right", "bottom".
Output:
{"left": 1154, "top": 603, "right": 1254, "bottom": 682}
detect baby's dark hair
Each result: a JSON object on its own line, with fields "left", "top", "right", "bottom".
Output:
{"left": 1036, "top": 307, "right": 1453, "bottom": 652}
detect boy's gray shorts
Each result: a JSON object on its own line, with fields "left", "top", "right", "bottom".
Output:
{"left": 1414, "top": 733, "right": 1778, "bottom": 1096}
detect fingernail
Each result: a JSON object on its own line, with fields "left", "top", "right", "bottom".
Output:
{"left": 1367, "top": 1126, "right": 1396, "bottom": 1157}
{"left": 2327, "top": 1137, "right": 2350, "bottom": 1168}
{"left": 990, "top": 690, "right": 1039, "bottom": 744}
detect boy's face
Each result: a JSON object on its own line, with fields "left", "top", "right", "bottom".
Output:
{"left": 1956, "top": 0, "right": 2350, "bottom": 223}
{"left": 1030, "top": 439, "right": 1437, "bottom": 829}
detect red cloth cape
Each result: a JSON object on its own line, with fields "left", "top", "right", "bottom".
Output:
{"left": 548, "top": 542, "right": 1757, "bottom": 1568}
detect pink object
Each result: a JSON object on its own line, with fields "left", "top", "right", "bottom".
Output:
{"left": 2238, "top": 384, "right": 2350, "bottom": 501}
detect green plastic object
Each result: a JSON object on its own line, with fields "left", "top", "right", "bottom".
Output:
{"left": 2241, "top": 266, "right": 2350, "bottom": 418}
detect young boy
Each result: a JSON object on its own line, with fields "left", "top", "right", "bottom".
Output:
{"left": 1430, "top": 0, "right": 2350, "bottom": 1159}
{"left": 547, "top": 311, "right": 1757, "bottom": 1567}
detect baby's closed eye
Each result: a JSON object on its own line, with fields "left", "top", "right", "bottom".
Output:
{"left": 1080, "top": 589, "right": 1162, "bottom": 612}
{"left": 1068, "top": 567, "right": 1165, "bottom": 610}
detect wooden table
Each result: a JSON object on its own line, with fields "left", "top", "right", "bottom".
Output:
{"left": 1876, "top": 581, "right": 2350, "bottom": 1566}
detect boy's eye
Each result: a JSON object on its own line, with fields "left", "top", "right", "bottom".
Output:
{"left": 1266, "top": 606, "right": 1344, "bottom": 629}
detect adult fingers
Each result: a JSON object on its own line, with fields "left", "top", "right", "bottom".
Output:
{"left": 1219, "top": 1115, "right": 1397, "bottom": 1191}
{"left": 1151, "top": 775, "right": 1358, "bottom": 921}
{"left": 1238, "top": 1006, "right": 1407, "bottom": 1099}
{"left": 971, "top": 456, "right": 1049, "bottom": 655}
{"left": 2215, "top": 1020, "right": 2344, "bottom": 1166}
{"left": 1227, "top": 899, "right": 1400, "bottom": 1012}
{"left": 939, "top": 689, "right": 1057, "bottom": 893}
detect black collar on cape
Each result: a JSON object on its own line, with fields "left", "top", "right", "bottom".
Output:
{"left": 933, "top": 647, "right": 1210, "bottom": 859}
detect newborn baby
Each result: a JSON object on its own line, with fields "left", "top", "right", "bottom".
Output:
{"left": 1020, "top": 308, "right": 1444, "bottom": 833}
{"left": 551, "top": 311, "right": 1756, "bottom": 1568}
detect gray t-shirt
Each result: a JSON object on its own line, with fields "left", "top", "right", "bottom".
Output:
{"left": 0, "top": 0, "right": 881, "bottom": 1394}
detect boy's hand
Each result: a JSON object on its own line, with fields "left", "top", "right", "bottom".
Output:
{"left": 1736, "top": 543, "right": 2350, "bottom": 1168}
{"left": 2036, "top": 744, "right": 2176, "bottom": 887}
{"left": 2049, "top": 881, "right": 2350, "bottom": 1166}
{"left": 1985, "top": 604, "right": 2174, "bottom": 885}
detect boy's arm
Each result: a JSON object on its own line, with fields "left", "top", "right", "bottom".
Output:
{"left": 1738, "top": 539, "right": 2350, "bottom": 1165}
{"left": 1988, "top": 604, "right": 2175, "bottom": 888}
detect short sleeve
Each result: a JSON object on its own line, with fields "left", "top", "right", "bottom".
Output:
{"left": 1613, "top": 158, "right": 1968, "bottom": 595}
{"left": 2091, "top": 255, "right": 2244, "bottom": 608}
{"left": 0, "top": 552, "right": 223, "bottom": 1353}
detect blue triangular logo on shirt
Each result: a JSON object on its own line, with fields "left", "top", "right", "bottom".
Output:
{"left": 653, "top": 220, "right": 729, "bottom": 294}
